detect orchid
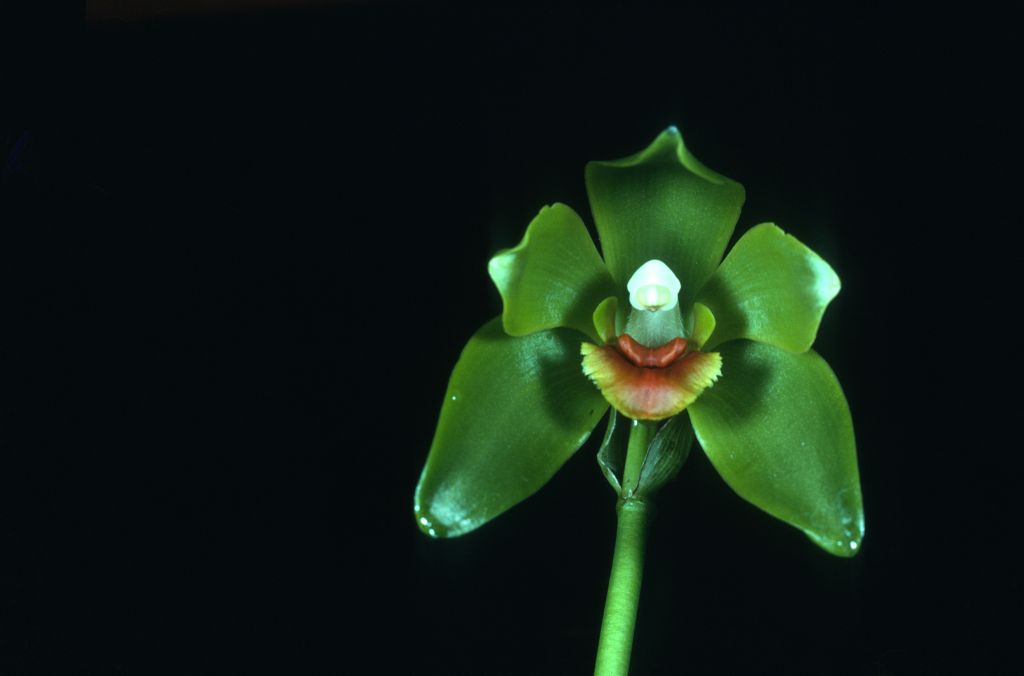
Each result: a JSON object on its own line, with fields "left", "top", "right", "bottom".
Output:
{"left": 414, "top": 126, "right": 863, "bottom": 676}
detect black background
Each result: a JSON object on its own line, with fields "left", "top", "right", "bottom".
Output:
{"left": 5, "top": 2, "right": 1016, "bottom": 674}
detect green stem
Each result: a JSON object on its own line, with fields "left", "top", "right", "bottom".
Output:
{"left": 594, "top": 420, "right": 655, "bottom": 676}
{"left": 621, "top": 419, "right": 655, "bottom": 498}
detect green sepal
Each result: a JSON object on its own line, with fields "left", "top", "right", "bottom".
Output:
{"left": 597, "top": 409, "right": 628, "bottom": 493}
{"left": 698, "top": 223, "right": 841, "bottom": 353}
{"left": 585, "top": 126, "right": 745, "bottom": 304}
{"left": 415, "top": 318, "right": 608, "bottom": 538}
{"left": 488, "top": 203, "right": 616, "bottom": 341}
{"left": 689, "top": 340, "right": 863, "bottom": 557}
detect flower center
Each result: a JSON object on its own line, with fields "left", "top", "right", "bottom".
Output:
{"left": 615, "top": 334, "right": 689, "bottom": 368}
{"left": 580, "top": 260, "right": 721, "bottom": 422}
{"left": 627, "top": 259, "right": 681, "bottom": 312}
{"left": 624, "top": 260, "right": 686, "bottom": 347}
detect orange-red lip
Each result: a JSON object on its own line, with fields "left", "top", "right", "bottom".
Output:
{"left": 581, "top": 334, "right": 722, "bottom": 421}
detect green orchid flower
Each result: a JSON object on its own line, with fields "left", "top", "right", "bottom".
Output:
{"left": 415, "top": 126, "right": 863, "bottom": 675}
{"left": 414, "top": 126, "right": 862, "bottom": 557}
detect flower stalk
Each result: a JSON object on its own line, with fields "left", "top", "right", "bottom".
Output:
{"left": 594, "top": 420, "right": 655, "bottom": 676}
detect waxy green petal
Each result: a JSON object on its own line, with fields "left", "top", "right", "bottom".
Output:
{"left": 585, "top": 127, "right": 745, "bottom": 303}
{"left": 689, "top": 341, "right": 863, "bottom": 557}
{"left": 415, "top": 319, "right": 608, "bottom": 538}
{"left": 699, "top": 223, "right": 841, "bottom": 352}
{"left": 488, "top": 203, "right": 616, "bottom": 341}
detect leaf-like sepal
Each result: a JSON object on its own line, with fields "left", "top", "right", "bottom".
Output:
{"left": 415, "top": 319, "right": 608, "bottom": 538}
{"left": 585, "top": 127, "right": 745, "bottom": 305}
{"left": 689, "top": 340, "right": 863, "bottom": 557}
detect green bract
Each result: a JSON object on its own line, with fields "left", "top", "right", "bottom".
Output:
{"left": 414, "top": 126, "right": 863, "bottom": 556}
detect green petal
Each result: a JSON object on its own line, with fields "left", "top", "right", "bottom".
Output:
{"left": 415, "top": 318, "right": 608, "bottom": 538}
{"left": 699, "top": 223, "right": 841, "bottom": 352}
{"left": 689, "top": 341, "right": 863, "bottom": 557}
{"left": 585, "top": 126, "right": 745, "bottom": 302}
{"left": 488, "top": 203, "right": 616, "bottom": 341}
